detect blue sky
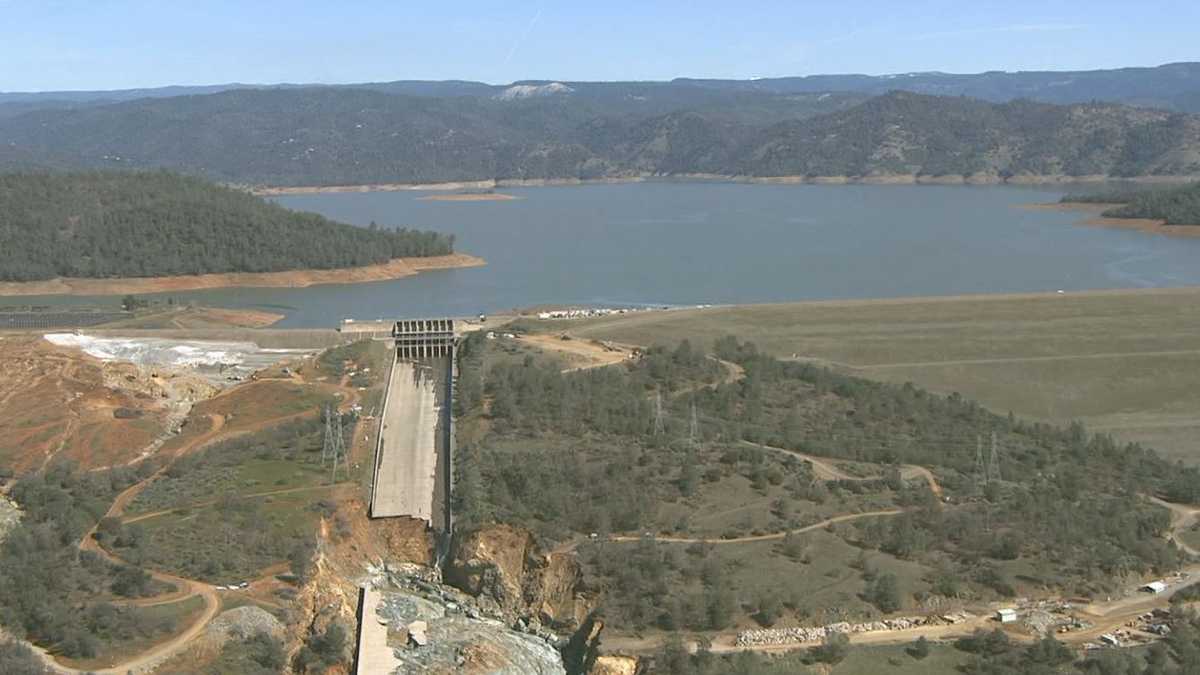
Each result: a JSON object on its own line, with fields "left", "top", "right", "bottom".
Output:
{"left": 2, "top": 0, "right": 1198, "bottom": 91}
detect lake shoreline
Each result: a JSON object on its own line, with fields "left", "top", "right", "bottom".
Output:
{"left": 417, "top": 192, "right": 520, "bottom": 202}
{"left": 252, "top": 173, "right": 1200, "bottom": 195}
{"left": 0, "top": 253, "right": 485, "bottom": 297}
{"left": 1024, "top": 201, "right": 1200, "bottom": 238}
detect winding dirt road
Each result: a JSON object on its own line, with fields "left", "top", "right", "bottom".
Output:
{"left": 742, "top": 441, "right": 943, "bottom": 497}
{"left": 609, "top": 509, "right": 904, "bottom": 545}
{"left": 26, "top": 373, "right": 364, "bottom": 673}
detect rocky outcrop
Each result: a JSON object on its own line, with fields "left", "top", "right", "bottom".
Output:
{"left": 446, "top": 525, "right": 595, "bottom": 630}
{"left": 590, "top": 656, "right": 642, "bottom": 675}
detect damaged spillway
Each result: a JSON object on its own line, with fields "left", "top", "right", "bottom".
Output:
{"left": 370, "top": 355, "right": 452, "bottom": 533}
{"left": 355, "top": 565, "right": 566, "bottom": 675}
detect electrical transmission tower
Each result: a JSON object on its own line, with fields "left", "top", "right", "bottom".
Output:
{"left": 653, "top": 390, "right": 665, "bottom": 436}
{"left": 321, "top": 405, "right": 336, "bottom": 467}
{"left": 323, "top": 405, "right": 347, "bottom": 483}
{"left": 688, "top": 400, "right": 699, "bottom": 448}
{"left": 987, "top": 431, "right": 1001, "bottom": 483}
{"left": 973, "top": 434, "right": 985, "bottom": 490}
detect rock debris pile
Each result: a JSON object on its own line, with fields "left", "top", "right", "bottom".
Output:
{"left": 736, "top": 616, "right": 937, "bottom": 647}
{"left": 0, "top": 497, "right": 20, "bottom": 544}
{"left": 367, "top": 563, "right": 567, "bottom": 675}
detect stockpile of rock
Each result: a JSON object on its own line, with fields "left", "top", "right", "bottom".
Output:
{"left": 0, "top": 497, "right": 20, "bottom": 544}
{"left": 735, "top": 616, "right": 934, "bottom": 647}
{"left": 371, "top": 565, "right": 567, "bottom": 674}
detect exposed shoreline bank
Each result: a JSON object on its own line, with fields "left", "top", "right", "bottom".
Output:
{"left": 251, "top": 173, "right": 1200, "bottom": 196}
{"left": 1024, "top": 201, "right": 1200, "bottom": 238}
{"left": 417, "top": 192, "right": 520, "bottom": 202}
{"left": 0, "top": 253, "right": 485, "bottom": 297}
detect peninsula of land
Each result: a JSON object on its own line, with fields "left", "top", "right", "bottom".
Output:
{"left": 0, "top": 253, "right": 485, "bottom": 297}
{"left": 1032, "top": 181, "right": 1200, "bottom": 237}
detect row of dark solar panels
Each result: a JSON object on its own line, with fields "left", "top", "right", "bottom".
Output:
{"left": 0, "top": 311, "right": 131, "bottom": 329}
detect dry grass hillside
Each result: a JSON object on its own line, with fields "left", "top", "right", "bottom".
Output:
{"left": 546, "top": 287, "right": 1200, "bottom": 463}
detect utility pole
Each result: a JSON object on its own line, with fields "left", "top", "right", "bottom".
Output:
{"left": 330, "top": 408, "right": 347, "bottom": 484}
{"left": 689, "top": 400, "right": 699, "bottom": 448}
{"left": 654, "top": 390, "right": 665, "bottom": 436}
{"left": 973, "top": 434, "right": 985, "bottom": 491}
{"left": 988, "top": 431, "right": 1001, "bottom": 484}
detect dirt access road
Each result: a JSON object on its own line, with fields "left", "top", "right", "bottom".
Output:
{"left": 31, "top": 374, "right": 363, "bottom": 673}
{"left": 513, "top": 333, "right": 633, "bottom": 372}
{"left": 1150, "top": 496, "right": 1200, "bottom": 556}
{"left": 743, "top": 441, "right": 943, "bottom": 497}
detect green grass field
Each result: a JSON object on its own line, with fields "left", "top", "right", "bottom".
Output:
{"left": 821, "top": 642, "right": 974, "bottom": 674}
{"left": 705, "top": 531, "right": 931, "bottom": 624}
{"left": 543, "top": 288, "right": 1200, "bottom": 463}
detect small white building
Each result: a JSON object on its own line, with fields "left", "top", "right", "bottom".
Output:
{"left": 996, "top": 608, "right": 1018, "bottom": 623}
{"left": 1141, "top": 581, "right": 1168, "bottom": 594}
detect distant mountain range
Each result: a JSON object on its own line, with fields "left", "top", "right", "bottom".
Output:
{"left": 1, "top": 63, "right": 1199, "bottom": 186}
{"left": 5, "top": 62, "right": 1200, "bottom": 111}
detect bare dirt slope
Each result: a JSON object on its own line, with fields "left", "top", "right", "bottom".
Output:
{"left": 0, "top": 335, "right": 214, "bottom": 473}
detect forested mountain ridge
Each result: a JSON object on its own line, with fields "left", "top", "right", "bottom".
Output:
{"left": 4, "top": 61, "right": 1198, "bottom": 111}
{"left": 2, "top": 87, "right": 1197, "bottom": 186}
{"left": 732, "top": 92, "right": 1200, "bottom": 178}
{"left": 0, "top": 172, "right": 454, "bottom": 282}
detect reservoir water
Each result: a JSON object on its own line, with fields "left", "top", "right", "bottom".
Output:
{"left": 15, "top": 182, "right": 1200, "bottom": 327}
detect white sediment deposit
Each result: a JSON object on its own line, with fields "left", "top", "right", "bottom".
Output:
{"left": 44, "top": 333, "right": 312, "bottom": 382}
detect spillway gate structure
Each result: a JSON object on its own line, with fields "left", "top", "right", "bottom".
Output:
{"left": 392, "top": 318, "right": 455, "bottom": 358}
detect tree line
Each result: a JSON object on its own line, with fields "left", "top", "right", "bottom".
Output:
{"left": 0, "top": 171, "right": 455, "bottom": 282}
{"left": 0, "top": 461, "right": 183, "bottom": 658}
{"left": 1064, "top": 182, "right": 1200, "bottom": 225}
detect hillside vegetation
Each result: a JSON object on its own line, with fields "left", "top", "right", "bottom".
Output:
{"left": 1, "top": 88, "right": 1198, "bottom": 186}
{"left": 1064, "top": 181, "right": 1200, "bottom": 225}
{"left": 0, "top": 172, "right": 454, "bottom": 282}
{"left": 454, "top": 333, "right": 1196, "bottom": 634}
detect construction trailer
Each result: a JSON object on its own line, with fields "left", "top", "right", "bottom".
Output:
{"left": 1141, "top": 581, "right": 1168, "bottom": 594}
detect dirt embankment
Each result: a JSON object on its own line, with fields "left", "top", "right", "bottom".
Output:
{"left": 105, "top": 306, "right": 286, "bottom": 329}
{"left": 446, "top": 524, "right": 595, "bottom": 631}
{"left": 0, "top": 334, "right": 216, "bottom": 473}
{"left": 418, "top": 193, "right": 520, "bottom": 202}
{"left": 250, "top": 173, "right": 1200, "bottom": 196}
{"left": 0, "top": 253, "right": 485, "bottom": 297}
